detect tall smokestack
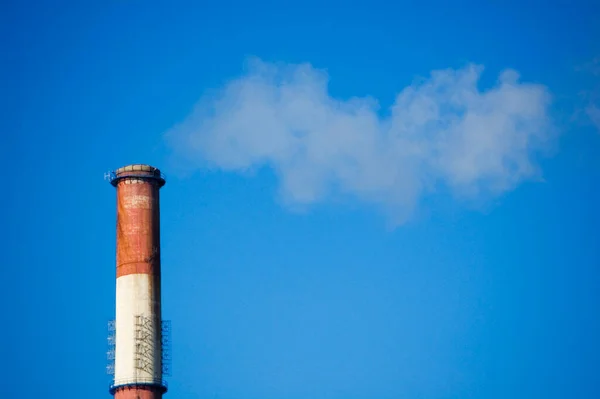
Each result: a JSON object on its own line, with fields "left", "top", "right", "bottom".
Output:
{"left": 106, "top": 164, "right": 170, "bottom": 399}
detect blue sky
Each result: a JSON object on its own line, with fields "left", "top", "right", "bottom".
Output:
{"left": 3, "top": 1, "right": 600, "bottom": 398}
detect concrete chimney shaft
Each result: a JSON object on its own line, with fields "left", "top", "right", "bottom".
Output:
{"left": 109, "top": 164, "right": 167, "bottom": 399}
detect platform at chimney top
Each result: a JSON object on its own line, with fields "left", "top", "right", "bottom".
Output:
{"left": 106, "top": 164, "right": 166, "bottom": 187}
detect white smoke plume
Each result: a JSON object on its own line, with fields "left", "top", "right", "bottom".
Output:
{"left": 587, "top": 105, "right": 600, "bottom": 131}
{"left": 578, "top": 56, "right": 600, "bottom": 133}
{"left": 165, "top": 58, "right": 554, "bottom": 224}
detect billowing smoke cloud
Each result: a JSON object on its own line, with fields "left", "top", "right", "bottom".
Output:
{"left": 588, "top": 105, "right": 600, "bottom": 131}
{"left": 165, "top": 58, "right": 554, "bottom": 224}
{"left": 577, "top": 56, "right": 600, "bottom": 133}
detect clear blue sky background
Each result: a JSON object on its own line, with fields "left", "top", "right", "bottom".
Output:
{"left": 3, "top": 1, "right": 600, "bottom": 398}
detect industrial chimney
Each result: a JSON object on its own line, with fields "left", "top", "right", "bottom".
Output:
{"left": 106, "top": 164, "right": 171, "bottom": 399}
